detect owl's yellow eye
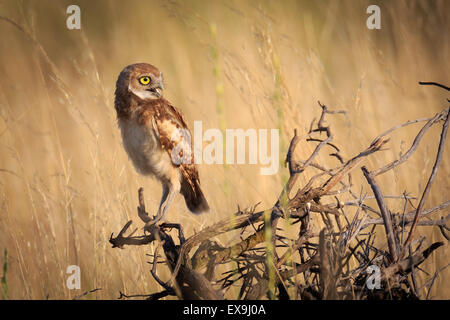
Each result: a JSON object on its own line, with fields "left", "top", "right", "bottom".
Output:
{"left": 139, "top": 76, "right": 151, "bottom": 85}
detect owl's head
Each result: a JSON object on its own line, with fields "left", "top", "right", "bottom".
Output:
{"left": 116, "top": 63, "right": 164, "bottom": 101}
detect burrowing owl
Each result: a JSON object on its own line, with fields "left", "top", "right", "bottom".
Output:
{"left": 114, "top": 63, "right": 209, "bottom": 225}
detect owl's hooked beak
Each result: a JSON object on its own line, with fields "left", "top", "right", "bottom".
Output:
{"left": 147, "top": 82, "right": 164, "bottom": 98}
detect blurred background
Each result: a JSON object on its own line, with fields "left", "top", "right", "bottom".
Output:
{"left": 0, "top": 0, "right": 448, "bottom": 299}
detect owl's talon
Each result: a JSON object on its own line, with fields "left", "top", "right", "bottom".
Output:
{"left": 143, "top": 214, "right": 163, "bottom": 234}
{"left": 143, "top": 221, "right": 156, "bottom": 234}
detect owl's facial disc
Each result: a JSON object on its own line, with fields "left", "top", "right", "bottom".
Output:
{"left": 129, "top": 72, "right": 164, "bottom": 100}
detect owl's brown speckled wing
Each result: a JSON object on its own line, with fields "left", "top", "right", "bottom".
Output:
{"left": 137, "top": 99, "right": 205, "bottom": 210}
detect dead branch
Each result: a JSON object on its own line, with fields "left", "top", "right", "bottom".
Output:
{"left": 404, "top": 107, "right": 449, "bottom": 248}
{"left": 362, "top": 166, "right": 398, "bottom": 262}
{"left": 418, "top": 81, "right": 450, "bottom": 91}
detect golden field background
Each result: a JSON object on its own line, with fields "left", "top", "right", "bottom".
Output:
{"left": 0, "top": 0, "right": 448, "bottom": 299}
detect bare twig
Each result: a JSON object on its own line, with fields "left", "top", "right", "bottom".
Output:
{"left": 404, "top": 107, "right": 449, "bottom": 248}
{"left": 371, "top": 109, "right": 447, "bottom": 176}
{"left": 362, "top": 166, "right": 398, "bottom": 262}
{"left": 73, "top": 288, "right": 101, "bottom": 300}
{"left": 418, "top": 81, "right": 450, "bottom": 91}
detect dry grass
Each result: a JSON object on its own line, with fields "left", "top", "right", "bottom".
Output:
{"left": 0, "top": 0, "right": 448, "bottom": 299}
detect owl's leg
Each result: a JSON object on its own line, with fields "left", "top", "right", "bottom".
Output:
{"left": 154, "top": 184, "right": 169, "bottom": 219}
{"left": 145, "top": 181, "right": 179, "bottom": 230}
{"left": 157, "top": 186, "right": 177, "bottom": 221}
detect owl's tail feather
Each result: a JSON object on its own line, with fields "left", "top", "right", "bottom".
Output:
{"left": 181, "top": 177, "right": 210, "bottom": 215}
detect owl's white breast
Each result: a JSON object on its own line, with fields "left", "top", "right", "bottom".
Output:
{"left": 118, "top": 118, "right": 178, "bottom": 184}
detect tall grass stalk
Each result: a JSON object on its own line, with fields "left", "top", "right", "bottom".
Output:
{"left": 210, "top": 23, "right": 231, "bottom": 197}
